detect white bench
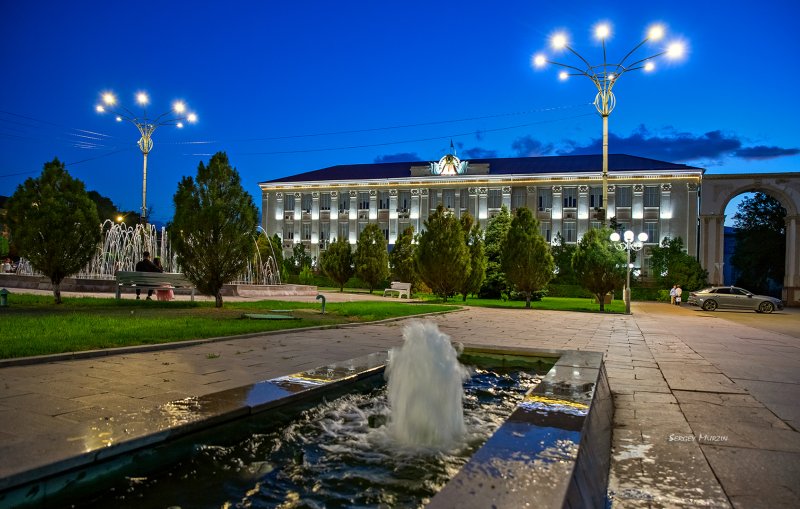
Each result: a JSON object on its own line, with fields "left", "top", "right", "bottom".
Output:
{"left": 115, "top": 271, "right": 195, "bottom": 301}
{"left": 383, "top": 281, "right": 411, "bottom": 299}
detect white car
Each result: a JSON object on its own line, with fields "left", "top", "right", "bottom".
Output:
{"left": 687, "top": 286, "right": 784, "bottom": 313}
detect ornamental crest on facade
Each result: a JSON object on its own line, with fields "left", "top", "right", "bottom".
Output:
{"left": 430, "top": 153, "right": 468, "bottom": 176}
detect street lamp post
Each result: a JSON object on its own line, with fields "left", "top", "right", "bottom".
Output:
{"left": 610, "top": 230, "right": 648, "bottom": 314}
{"left": 95, "top": 91, "right": 197, "bottom": 224}
{"left": 533, "top": 23, "right": 685, "bottom": 222}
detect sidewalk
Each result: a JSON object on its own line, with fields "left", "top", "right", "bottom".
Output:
{"left": 1, "top": 299, "right": 798, "bottom": 507}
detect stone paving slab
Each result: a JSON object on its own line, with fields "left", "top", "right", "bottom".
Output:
{"left": 1, "top": 296, "right": 799, "bottom": 507}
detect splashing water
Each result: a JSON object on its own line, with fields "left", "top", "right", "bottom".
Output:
{"left": 386, "top": 321, "right": 471, "bottom": 447}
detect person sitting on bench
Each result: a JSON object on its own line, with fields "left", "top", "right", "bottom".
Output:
{"left": 134, "top": 251, "right": 162, "bottom": 300}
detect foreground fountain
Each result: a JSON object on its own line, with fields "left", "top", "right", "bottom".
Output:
{"left": 0, "top": 322, "right": 612, "bottom": 508}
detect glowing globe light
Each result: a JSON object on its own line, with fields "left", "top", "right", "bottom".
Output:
{"left": 102, "top": 92, "right": 116, "bottom": 105}
{"left": 551, "top": 33, "right": 568, "bottom": 50}
{"left": 667, "top": 42, "right": 685, "bottom": 59}
{"left": 559, "top": 71, "right": 569, "bottom": 80}
{"left": 187, "top": 113, "right": 198, "bottom": 123}
{"left": 610, "top": 232, "right": 621, "bottom": 242}
{"left": 173, "top": 101, "right": 186, "bottom": 114}
{"left": 533, "top": 54, "right": 546, "bottom": 67}
{"left": 115, "top": 116, "right": 122, "bottom": 122}
{"left": 176, "top": 122, "right": 184, "bottom": 128}
{"left": 648, "top": 24, "right": 665, "bottom": 41}
{"left": 638, "top": 232, "right": 649, "bottom": 242}
{"left": 136, "top": 92, "right": 149, "bottom": 105}
{"left": 595, "top": 23, "right": 610, "bottom": 39}
{"left": 95, "top": 105, "right": 105, "bottom": 113}
{"left": 644, "top": 62, "right": 655, "bottom": 71}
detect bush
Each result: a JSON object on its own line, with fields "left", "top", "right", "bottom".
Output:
{"left": 546, "top": 284, "right": 594, "bottom": 298}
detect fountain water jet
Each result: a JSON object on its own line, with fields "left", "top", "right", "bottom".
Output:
{"left": 386, "top": 321, "right": 471, "bottom": 447}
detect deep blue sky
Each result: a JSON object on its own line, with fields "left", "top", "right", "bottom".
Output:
{"left": 2, "top": 0, "right": 798, "bottom": 225}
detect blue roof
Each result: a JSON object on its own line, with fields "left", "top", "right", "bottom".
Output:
{"left": 262, "top": 154, "right": 703, "bottom": 184}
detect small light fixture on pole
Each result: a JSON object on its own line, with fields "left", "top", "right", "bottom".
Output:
{"left": 610, "top": 230, "right": 648, "bottom": 314}
{"left": 533, "top": 23, "right": 685, "bottom": 223}
{"left": 95, "top": 91, "right": 198, "bottom": 224}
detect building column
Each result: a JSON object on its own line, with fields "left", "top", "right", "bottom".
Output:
{"left": 632, "top": 184, "right": 644, "bottom": 233}
{"left": 659, "top": 183, "right": 672, "bottom": 243}
{"left": 329, "top": 191, "right": 338, "bottom": 242}
{"left": 699, "top": 214, "right": 725, "bottom": 285}
{"left": 274, "top": 192, "right": 284, "bottom": 241}
{"left": 551, "top": 186, "right": 563, "bottom": 238}
{"left": 348, "top": 190, "right": 357, "bottom": 244}
{"left": 478, "top": 188, "right": 488, "bottom": 228}
{"left": 784, "top": 214, "right": 800, "bottom": 306}
{"left": 411, "top": 189, "right": 421, "bottom": 233}
{"left": 454, "top": 189, "right": 461, "bottom": 219}
{"left": 389, "top": 190, "right": 398, "bottom": 244}
{"left": 578, "top": 185, "right": 590, "bottom": 237}
{"left": 606, "top": 184, "right": 616, "bottom": 220}
{"left": 311, "top": 192, "right": 320, "bottom": 256}
{"left": 686, "top": 183, "right": 700, "bottom": 258}
{"left": 502, "top": 186, "right": 511, "bottom": 211}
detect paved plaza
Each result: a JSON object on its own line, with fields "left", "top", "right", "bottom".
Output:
{"left": 0, "top": 292, "right": 798, "bottom": 508}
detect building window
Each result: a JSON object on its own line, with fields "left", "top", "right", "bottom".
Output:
{"left": 540, "top": 221, "right": 551, "bottom": 243}
{"left": 378, "top": 191, "right": 390, "bottom": 210}
{"left": 338, "top": 193, "right": 350, "bottom": 213}
{"left": 301, "top": 193, "right": 312, "bottom": 213}
{"left": 645, "top": 222, "right": 659, "bottom": 243}
{"left": 320, "top": 193, "right": 331, "bottom": 211}
{"left": 563, "top": 188, "right": 577, "bottom": 208}
{"left": 563, "top": 221, "right": 577, "bottom": 243}
{"left": 644, "top": 186, "right": 660, "bottom": 207}
{"left": 358, "top": 222, "right": 367, "bottom": 236}
{"left": 590, "top": 221, "right": 602, "bottom": 231}
{"left": 320, "top": 223, "right": 330, "bottom": 243}
{"left": 337, "top": 222, "right": 349, "bottom": 240}
{"left": 589, "top": 187, "right": 603, "bottom": 208}
{"left": 284, "top": 194, "right": 295, "bottom": 210}
{"left": 379, "top": 222, "right": 389, "bottom": 240}
{"left": 358, "top": 192, "right": 370, "bottom": 210}
{"left": 302, "top": 223, "right": 311, "bottom": 240}
{"left": 538, "top": 189, "right": 552, "bottom": 211}
{"left": 398, "top": 191, "right": 411, "bottom": 211}
{"left": 443, "top": 189, "right": 456, "bottom": 209}
{"left": 460, "top": 189, "right": 469, "bottom": 209}
{"left": 283, "top": 224, "right": 294, "bottom": 240}
{"left": 511, "top": 188, "right": 526, "bottom": 210}
{"left": 429, "top": 189, "right": 440, "bottom": 208}
{"left": 399, "top": 221, "right": 411, "bottom": 234}
{"left": 616, "top": 186, "right": 632, "bottom": 207}
{"left": 488, "top": 189, "right": 502, "bottom": 209}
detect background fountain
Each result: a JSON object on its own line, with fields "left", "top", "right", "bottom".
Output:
{"left": 13, "top": 221, "right": 281, "bottom": 285}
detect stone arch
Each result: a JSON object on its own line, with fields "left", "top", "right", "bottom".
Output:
{"left": 699, "top": 173, "right": 800, "bottom": 306}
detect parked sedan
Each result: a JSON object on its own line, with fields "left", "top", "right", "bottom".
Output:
{"left": 687, "top": 286, "right": 784, "bottom": 313}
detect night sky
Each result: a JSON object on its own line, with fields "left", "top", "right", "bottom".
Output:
{"left": 1, "top": 0, "right": 798, "bottom": 225}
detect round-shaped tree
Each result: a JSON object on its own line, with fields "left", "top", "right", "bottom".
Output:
{"left": 355, "top": 223, "right": 389, "bottom": 293}
{"left": 500, "top": 207, "right": 553, "bottom": 308}
{"left": 6, "top": 158, "right": 101, "bottom": 304}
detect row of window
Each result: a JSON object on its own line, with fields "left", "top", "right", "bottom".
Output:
{"left": 281, "top": 185, "right": 664, "bottom": 214}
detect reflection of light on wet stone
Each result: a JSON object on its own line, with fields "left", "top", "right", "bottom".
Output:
{"left": 161, "top": 397, "right": 202, "bottom": 426}
{"left": 613, "top": 443, "right": 653, "bottom": 462}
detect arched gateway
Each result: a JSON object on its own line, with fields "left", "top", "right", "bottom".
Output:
{"left": 699, "top": 173, "right": 800, "bottom": 306}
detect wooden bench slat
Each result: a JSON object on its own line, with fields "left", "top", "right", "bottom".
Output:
{"left": 115, "top": 271, "right": 195, "bottom": 300}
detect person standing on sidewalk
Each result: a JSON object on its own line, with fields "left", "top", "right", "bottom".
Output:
{"left": 670, "top": 285, "right": 677, "bottom": 305}
{"left": 675, "top": 285, "right": 683, "bottom": 305}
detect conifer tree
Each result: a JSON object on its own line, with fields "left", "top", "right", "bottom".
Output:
{"left": 6, "top": 158, "right": 101, "bottom": 304}
{"left": 415, "top": 205, "right": 469, "bottom": 301}
{"left": 479, "top": 205, "right": 512, "bottom": 298}
{"left": 168, "top": 152, "right": 258, "bottom": 308}
{"left": 355, "top": 223, "right": 389, "bottom": 293}
{"left": 501, "top": 207, "right": 553, "bottom": 308}
{"left": 320, "top": 236, "right": 354, "bottom": 291}
{"left": 572, "top": 227, "right": 626, "bottom": 311}
{"left": 388, "top": 225, "right": 419, "bottom": 292}
{"left": 459, "top": 212, "right": 486, "bottom": 301}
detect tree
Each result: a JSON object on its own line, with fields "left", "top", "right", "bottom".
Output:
{"left": 355, "top": 223, "right": 389, "bottom": 293}
{"left": 571, "top": 227, "right": 626, "bottom": 311}
{"left": 478, "top": 205, "right": 512, "bottom": 298}
{"left": 286, "top": 243, "right": 312, "bottom": 275}
{"left": 168, "top": 152, "right": 258, "bottom": 308}
{"left": 500, "top": 207, "right": 554, "bottom": 308}
{"left": 648, "top": 236, "right": 708, "bottom": 291}
{"left": 388, "top": 225, "right": 419, "bottom": 292}
{"left": 459, "top": 212, "right": 486, "bottom": 301}
{"left": 5, "top": 158, "right": 101, "bottom": 304}
{"left": 731, "top": 192, "right": 786, "bottom": 295}
{"left": 415, "top": 205, "right": 469, "bottom": 301}
{"left": 550, "top": 232, "right": 577, "bottom": 284}
{"left": 255, "top": 232, "right": 284, "bottom": 283}
{"left": 320, "top": 236, "right": 354, "bottom": 291}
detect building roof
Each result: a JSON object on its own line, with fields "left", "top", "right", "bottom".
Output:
{"left": 262, "top": 154, "right": 703, "bottom": 184}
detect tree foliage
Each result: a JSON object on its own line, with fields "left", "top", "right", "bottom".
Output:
{"left": 648, "top": 236, "right": 707, "bottom": 291}
{"left": 168, "top": 152, "right": 258, "bottom": 308}
{"left": 550, "top": 232, "right": 577, "bottom": 284}
{"left": 731, "top": 192, "right": 786, "bottom": 295}
{"left": 5, "top": 158, "right": 101, "bottom": 303}
{"left": 500, "top": 207, "right": 554, "bottom": 308}
{"left": 388, "top": 225, "right": 419, "bottom": 292}
{"left": 571, "top": 227, "right": 625, "bottom": 311}
{"left": 355, "top": 223, "right": 389, "bottom": 293}
{"left": 478, "top": 205, "right": 512, "bottom": 298}
{"left": 415, "top": 205, "right": 469, "bottom": 301}
{"left": 319, "top": 236, "right": 354, "bottom": 291}
{"left": 285, "top": 243, "right": 313, "bottom": 275}
{"left": 256, "top": 232, "right": 285, "bottom": 282}
{"left": 458, "top": 212, "right": 487, "bottom": 301}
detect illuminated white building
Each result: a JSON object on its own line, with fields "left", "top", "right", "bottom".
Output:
{"left": 258, "top": 153, "right": 703, "bottom": 276}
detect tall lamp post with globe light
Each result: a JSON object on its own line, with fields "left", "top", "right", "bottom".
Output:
{"left": 533, "top": 23, "right": 685, "bottom": 222}
{"left": 610, "top": 230, "right": 648, "bottom": 314}
{"left": 95, "top": 92, "right": 197, "bottom": 224}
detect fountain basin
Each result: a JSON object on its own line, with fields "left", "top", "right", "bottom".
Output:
{"left": 0, "top": 347, "right": 611, "bottom": 508}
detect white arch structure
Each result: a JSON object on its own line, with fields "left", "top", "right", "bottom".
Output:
{"left": 699, "top": 173, "right": 800, "bottom": 306}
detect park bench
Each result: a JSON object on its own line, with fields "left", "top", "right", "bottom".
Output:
{"left": 383, "top": 281, "right": 411, "bottom": 299}
{"left": 115, "top": 271, "right": 196, "bottom": 301}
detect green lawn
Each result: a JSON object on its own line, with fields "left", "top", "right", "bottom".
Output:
{"left": 0, "top": 294, "right": 457, "bottom": 359}
{"left": 414, "top": 294, "right": 627, "bottom": 313}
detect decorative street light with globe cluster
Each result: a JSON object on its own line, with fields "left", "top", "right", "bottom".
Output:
{"left": 533, "top": 23, "right": 685, "bottom": 222}
{"left": 95, "top": 91, "right": 197, "bottom": 224}
{"left": 610, "top": 230, "right": 648, "bottom": 315}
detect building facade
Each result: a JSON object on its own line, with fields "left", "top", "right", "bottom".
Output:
{"left": 258, "top": 154, "right": 703, "bottom": 277}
